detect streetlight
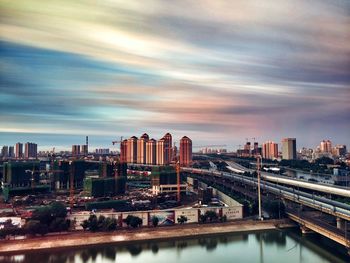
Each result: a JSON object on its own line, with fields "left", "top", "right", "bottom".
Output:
{"left": 257, "top": 155, "right": 262, "bottom": 220}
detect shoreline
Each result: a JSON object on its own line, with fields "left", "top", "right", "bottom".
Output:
{"left": 0, "top": 219, "right": 296, "bottom": 255}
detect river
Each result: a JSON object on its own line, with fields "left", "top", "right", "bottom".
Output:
{"left": 0, "top": 229, "right": 348, "bottom": 263}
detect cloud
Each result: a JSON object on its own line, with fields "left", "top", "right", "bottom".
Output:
{"left": 0, "top": 0, "right": 349, "bottom": 148}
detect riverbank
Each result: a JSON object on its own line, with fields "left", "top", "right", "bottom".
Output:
{"left": 0, "top": 219, "right": 296, "bottom": 254}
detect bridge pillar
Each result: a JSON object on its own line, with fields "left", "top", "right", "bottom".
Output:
{"left": 300, "top": 225, "right": 313, "bottom": 235}
{"left": 336, "top": 217, "right": 346, "bottom": 231}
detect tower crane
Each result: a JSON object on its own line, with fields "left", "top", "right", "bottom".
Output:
{"left": 165, "top": 143, "right": 181, "bottom": 202}
{"left": 112, "top": 136, "right": 124, "bottom": 177}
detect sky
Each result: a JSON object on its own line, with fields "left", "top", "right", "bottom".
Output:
{"left": 0, "top": 0, "right": 349, "bottom": 151}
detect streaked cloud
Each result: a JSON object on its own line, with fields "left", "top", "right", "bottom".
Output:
{"left": 0, "top": 0, "right": 349, "bottom": 149}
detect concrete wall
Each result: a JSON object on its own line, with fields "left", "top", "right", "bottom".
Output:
{"left": 222, "top": 207, "right": 243, "bottom": 220}
{"left": 174, "top": 209, "right": 198, "bottom": 223}
{"left": 69, "top": 205, "right": 243, "bottom": 230}
{"left": 149, "top": 211, "right": 175, "bottom": 225}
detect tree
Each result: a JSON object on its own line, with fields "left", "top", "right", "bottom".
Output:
{"left": 49, "top": 217, "right": 70, "bottom": 232}
{"left": 81, "top": 220, "right": 89, "bottom": 231}
{"left": 37, "top": 223, "right": 49, "bottom": 236}
{"left": 32, "top": 207, "right": 52, "bottom": 225}
{"left": 24, "top": 220, "right": 48, "bottom": 236}
{"left": 315, "top": 157, "right": 334, "bottom": 166}
{"left": 97, "top": 215, "right": 106, "bottom": 230}
{"left": 105, "top": 218, "right": 117, "bottom": 231}
{"left": 88, "top": 215, "right": 98, "bottom": 232}
{"left": 151, "top": 216, "right": 159, "bottom": 227}
{"left": 205, "top": 211, "right": 218, "bottom": 222}
{"left": 177, "top": 215, "right": 188, "bottom": 224}
{"left": 220, "top": 215, "right": 227, "bottom": 222}
{"left": 50, "top": 201, "right": 67, "bottom": 218}
{"left": 123, "top": 215, "right": 133, "bottom": 227}
{"left": 199, "top": 214, "right": 207, "bottom": 223}
{"left": 129, "top": 216, "right": 142, "bottom": 228}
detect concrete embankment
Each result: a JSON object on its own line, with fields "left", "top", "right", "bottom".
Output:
{"left": 0, "top": 219, "right": 296, "bottom": 254}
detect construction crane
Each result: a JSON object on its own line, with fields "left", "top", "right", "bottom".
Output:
{"left": 112, "top": 136, "right": 124, "bottom": 147}
{"left": 165, "top": 144, "right": 181, "bottom": 202}
{"left": 112, "top": 136, "right": 124, "bottom": 177}
{"left": 69, "top": 160, "right": 75, "bottom": 211}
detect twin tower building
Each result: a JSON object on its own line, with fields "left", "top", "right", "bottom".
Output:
{"left": 120, "top": 133, "right": 192, "bottom": 167}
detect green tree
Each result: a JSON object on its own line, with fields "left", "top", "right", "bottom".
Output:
{"left": 32, "top": 207, "right": 52, "bottom": 225}
{"left": 129, "top": 216, "right": 142, "bottom": 228}
{"left": 97, "top": 215, "right": 106, "bottom": 230}
{"left": 315, "top": 157, "right": 334, "bottom": 165}
{"left": 151, "top": 216, "right": 159, "bottom": 227}
{"left": 88, "top": 215, "right": 98, "bottom": 232}
{"left": 81, "top": 220, "right": 89, "bottom": 231}
{"left": 177, "top": 215, "right": 188, "bottom": 224}
{"left": 220, "top": 215, "right": 227, "bottom": 222}
{"left": 37, "top": 223, "right": 49, "bottom": 236}
{"left": 49, "top": 217, "right": 70, "bottom": 232}
{"left": 50, "top": 201, "right": 67, "bottom": 218}
{"left": 205, "top": 211, "right": 218, "bottom": 222}
{"left": 199, "top": 214, "right": 207, "bottom": 223}
{"left": 123, "top": 215, "right": 133, "bottom": 227}
{"left": 24, "top": 220, "right": 43, "bottom": 236}
{"left": 105, "top": 218, "right": 117, "bottom": 231}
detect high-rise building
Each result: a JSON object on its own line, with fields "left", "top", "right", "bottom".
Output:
{"left": 72, "top": 145, "right": 80, "bottom": 157}
{"left": 163, "top": 133, "right": 172, "bottom": 163}
{"left": 156, "top": 138, "right": 166, "bottom": 165}
{"left": 243, "top": 142, "right": 251, "bottom": 157}
{"left": 137, "top": 133, "right": 149, "bottom": 164}
{"left": 120, "top": 139, "right": 128, "bottom": 162}
{"left": 320, "top": 140, "right": 332, "bottom": 153}
{"left": 262, "top": 141, "right": 278, "bottom": 160}
{"left": 282, "top": 138, "right": 297, "bottom": 160}
{"left": 333, "top": 145, "right": 347, "bottom": 157}
{"left": 252, "top": 142, "right": 261, "bottom": 157}
{"left": 180, "top": 136, "right": 192, "bottom": 167}
{"left": 15, "top": 142, "right": 23, "bottom": 158}
{"left": 95, "top": 148, "right": 110, "bottom": 155}
{"left": 146, "top": 138, "right": 157, "bottom": 165}
{"left": 8, "top": 146, "right": 15, "bottom": 158}
{"left": 25, "top": 142, "right": 37, "bottom": 159}
{"left": 1, "top": 146, "right": 9, "bottom": 158}
{"left": 81, "top": 145, "right": 88, "bottom": 156}
{"left": 126, "top": 136, "right": 138, "bottom": 163}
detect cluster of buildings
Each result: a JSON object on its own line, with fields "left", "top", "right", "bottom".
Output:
{"left": 0, "top": 142, "right": 38, "bottom": 160}
{"left": 120, "top": 133, "right": 192, "bottom": 167}
{"left": 71, "top": 136, "right": 89, "bottom": 157}
{"left": 198, "top": 148, "right": 227, "bottom": 154}
{"left": 299, "top": 140, "right": 347, "bottom": 161}
{"left": 237, "top": 138, "right": 347, "bottom": 162}
{"left": 237, "top": 138, "right": 297, "bottom": 160}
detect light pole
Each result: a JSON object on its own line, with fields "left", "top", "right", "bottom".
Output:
{"left": 257, "top": 155, "right": 262, "bottom": 220}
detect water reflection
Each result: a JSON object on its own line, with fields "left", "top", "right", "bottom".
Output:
{"left": 0, "top": 230, "right": 348, "bottom": 263}
{"left": 255, "top": 230, "right": 287, "bottom": 247}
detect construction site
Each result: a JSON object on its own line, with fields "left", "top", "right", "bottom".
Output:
{"left": 0, "top": 134, "right": 238, "bottom": 223}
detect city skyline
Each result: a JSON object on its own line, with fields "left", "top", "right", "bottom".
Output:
{"left": 1, "top": 1, "right": 349, "bottom": 149}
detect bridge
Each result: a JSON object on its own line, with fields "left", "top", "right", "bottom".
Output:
{"left": 224, "top": 161, "right": 350, "bottom": 198}
{"left": 286, "top": 210, "right": 349, "bottom": 247}
{"left": 181, "top": 166, "right": 350, "bottom": 252}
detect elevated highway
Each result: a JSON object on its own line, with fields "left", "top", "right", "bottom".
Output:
{"left": 182, "top": 166, "right": 350, "bottom": 250}
{"left": 286, "top": 210, "right": 349, "bottom": 248}
{"left": 224, "top": 161, "right": 350, "bottom": 198}
{"left": 181, "top": 167, "right": 350, "bottom": 221}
